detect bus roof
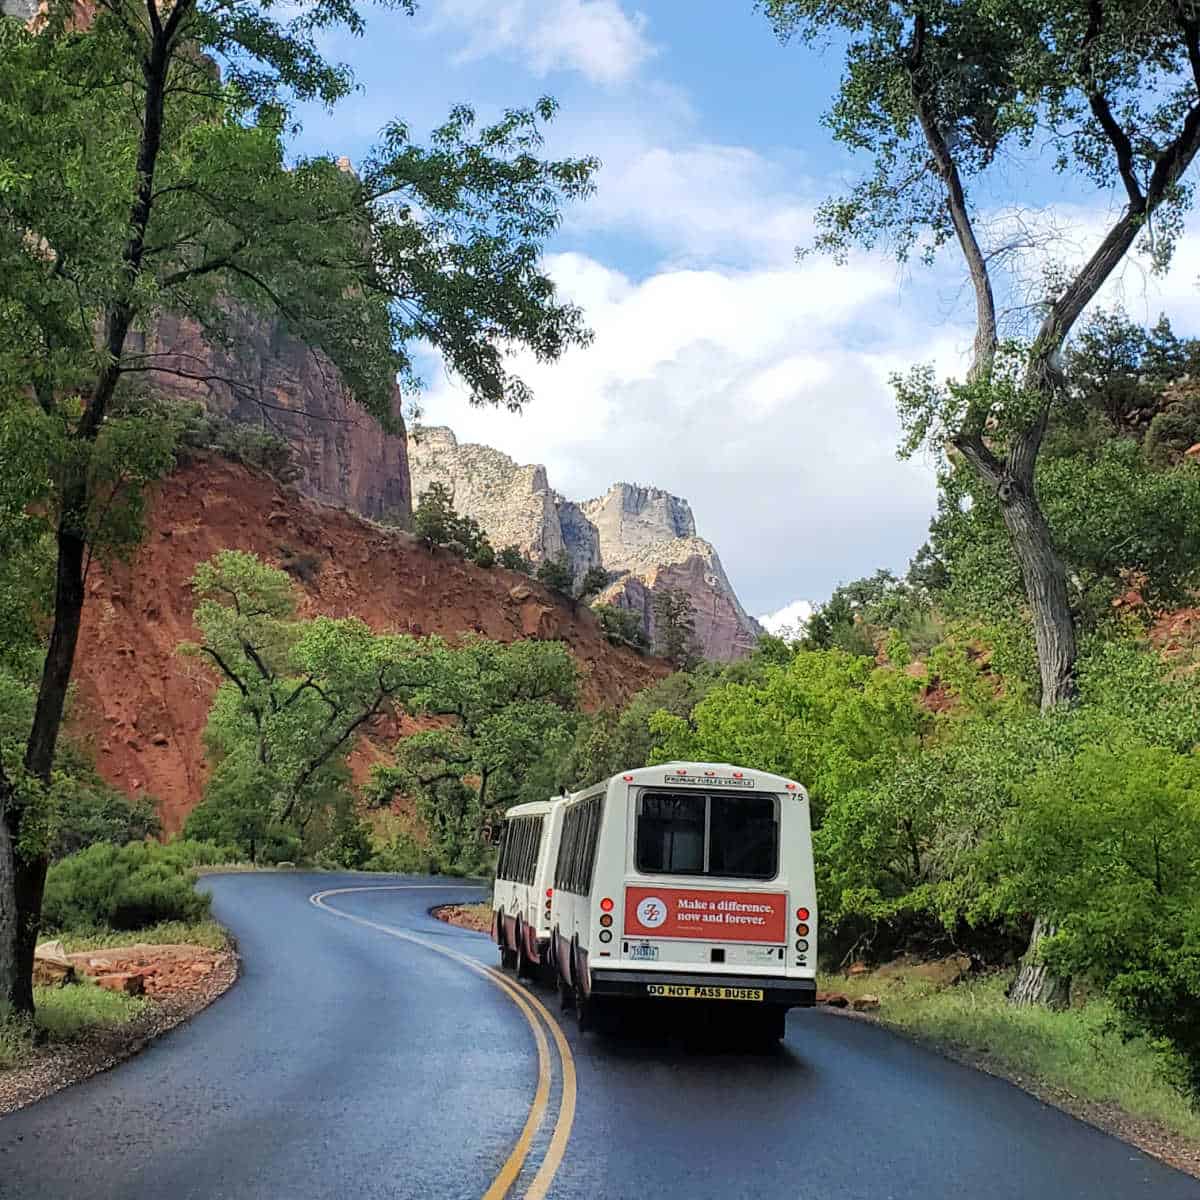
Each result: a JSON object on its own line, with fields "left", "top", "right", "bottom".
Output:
{"left": 562, "top": 762, "right": 807, "bottom": 799}
{"left": 500, "top": 798, "right": 562, "bottom": 819}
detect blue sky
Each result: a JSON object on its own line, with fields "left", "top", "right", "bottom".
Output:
{"left": 290, "top": 1, "right": 1200, "bottom": 629}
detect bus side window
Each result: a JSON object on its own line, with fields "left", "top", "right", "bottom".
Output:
{"left": 554, "top": 811, "right": 568, "bottom": 897}
{"left": 529, "top": 817, "right": 543, "bottom": 885}
{"left": 497, "top": 823, "right": 510, "bottom": 881}
{"left": 562, "top": 806, "right": 581, "bottom": 893}
{"left": 580, "top": 797, "right": 600, "bottom": 894}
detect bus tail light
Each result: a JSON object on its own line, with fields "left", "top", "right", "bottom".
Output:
{"left": 795, "top": 939, "right": 808, "bottom": 952}
{"left": 600, "top": 897, "right": 614, "bottom": 912}
{"left": 599, "top": 929, "right": 613, "bottom": 943}
{"left": 600, "top": 914, "right": 613, "bottom": 927}
{"left": 623, "top": 774, "right": 633, "bottom": 782}
{"left": 795, "top": 907, "right": 809, "bottom": 921}
{"left": 786, "top": 782, "right": 797, "bottom": 791}
{"left": 545, "top": 888, "right": 554, "bottom": 898}
{"left": 796, "top": 923, "right": 809, "bottom": 937}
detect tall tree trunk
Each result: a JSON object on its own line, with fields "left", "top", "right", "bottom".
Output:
{"left": 0, "top": 12, "right": 180, "bottom": 1014}
{"left": 1009, "top": 917, "right": 1071, "bottom": 1009}
{"left": 0, "top": 771, "right": 19, "bottom": 1015}
{"left": 996, "top": 480, "right": 1077, "bottom": 711}
{"left": 3, "top": 519, "right": 90, "bottom": 1015}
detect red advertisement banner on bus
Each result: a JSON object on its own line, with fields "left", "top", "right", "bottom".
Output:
{"left": 623, "top": 886, "right": 787, "bottom": 943}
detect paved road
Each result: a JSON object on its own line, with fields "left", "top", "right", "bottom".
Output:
{"left": 2, "top": 873, "right": 1198, "bottom": 1200}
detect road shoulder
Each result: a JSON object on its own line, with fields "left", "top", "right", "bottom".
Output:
{"left": 0, "top": 943, "right": 238, "bottom": 1117}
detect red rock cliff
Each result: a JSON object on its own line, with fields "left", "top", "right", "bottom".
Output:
{"left": 72, "top": 460, "right": 668, "bottom": 832}
{"left": 129, "top": 313, "right": 412, "bottom": 522}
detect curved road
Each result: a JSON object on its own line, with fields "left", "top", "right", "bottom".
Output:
{"left": 2, "top": 873, "right": 1198, "bottom": 1199}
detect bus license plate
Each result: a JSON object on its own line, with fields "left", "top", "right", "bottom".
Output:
{"left": 630, "top": 943, "right": 658, "bottom": 961}
{"left": 646, "top": 984, "right": 764, "bottom": 1002}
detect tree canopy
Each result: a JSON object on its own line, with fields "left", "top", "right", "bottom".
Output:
{"left": 763, "top": 0, "right": 1200, "bottom": 709}
{"left": 0, "top": 0, "right": 600, "bottom": 1013}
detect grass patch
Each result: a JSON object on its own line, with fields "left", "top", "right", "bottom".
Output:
{"left": 821, "top": 968, "right": 1200, "bottom": 1142}
{"left": 55, "top": 918, "right": 231, "bottom": 953}
{"left": 34, "top": 979, "right": 147, "bottom": 1041}
{"left": 1, "top": 980, "right": 147, "bottom": 1070}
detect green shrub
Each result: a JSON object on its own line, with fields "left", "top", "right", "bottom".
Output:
{"left": 497, "top": 545, "right": 533, "bottom": 574}
{"left": 576, "top": 565, "right": 610, "bottom": 602}
{"left": 592, "top": 603, "right": 649, "bottom": 650}
{"left": 42, "top": 840, "right": 232, "bottom": 933}
{"left": 987, "top": 745, "right": 1200, "bottom": 1098}
{"left": 169, "top": 400, "right": 299, "bottom": 482}
{"left": 315, "top": 812, "right": 375, "bottom": 870}
{"left": 536, "top": 553, "right": 574, "bottom": 595}
{"left": 413, "top": 483, "right": 491, "bottom": 561}
{"left": 51, "top": 773, "right": 161, "bottom": 861}
{"left": 364, "top": 828, "right": 437, "bottom": 874}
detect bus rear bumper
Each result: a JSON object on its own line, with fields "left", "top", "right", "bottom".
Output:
{"left": 589, "top": 970, "right": 817, "bottom": 1009}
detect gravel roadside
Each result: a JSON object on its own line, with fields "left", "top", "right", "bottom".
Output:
{"left": 0, "top": 946, "right": 238, "bottom": 1117}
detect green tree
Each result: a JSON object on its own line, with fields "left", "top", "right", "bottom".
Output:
{"left": 987, "top": 745, "right": 1200, "bottom": 1080}
{"left": 412, "top": 483, "right": 459, "bottom": 551}
{"left": 561, "top": 670, "right": 714, "bottom": 789}
{"left": 184, "top": 551, "right": 425, "bottom": 841}
{"left": 765, "top": 0, "right": 1200, "bottom": 711}
{"left": 0, "top": 0, "right": 596, "bottom": 1012}
{"left": 497, "top": 545, "right": 533, "bottom": 574}
{"left": 653, "top": 588, "right": 701, "bottom": 669}
{"left": 576, "top": 565, "right": 611, "bottom": 602}
{"left": 536, "top": 553, "right": 574, "bottom": 595}
{"left": 412, "top": 483, "right": 492, "bottom": 562}
{"left": 371, "top": 636, "right": 578, "bottom": 869}
{"left": 651, "top": 649, "right": 929, "bottom": 814}
{"left": 591, "top": 603, "right": 649, "bottom": 651}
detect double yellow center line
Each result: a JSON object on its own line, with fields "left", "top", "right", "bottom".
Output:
{"left": 309, "top": 886, "right": 576, "bottom": 1200}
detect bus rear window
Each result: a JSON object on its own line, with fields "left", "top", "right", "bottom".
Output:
{"left": 636, "top": 793, "right": 705, "bottom": 874}
{"left": 635, "top": 790, "right": 778, "bottom": 880}
{"left": 709, "top": 794, "right": 777, "bottom": 878}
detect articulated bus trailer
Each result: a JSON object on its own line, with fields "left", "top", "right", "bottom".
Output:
{"left": 492, "top": 762, "right": 816, "bottom": 1040}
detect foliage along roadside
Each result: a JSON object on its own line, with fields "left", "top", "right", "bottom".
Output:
{"left": 180, "top": 550, "right": 584, "bottom": 876}
{"left": 0, "top": 0, "right": 600, "bottom": 1020}
{"left": 824, "top": 966, "right": 1200, "bottom": 1162}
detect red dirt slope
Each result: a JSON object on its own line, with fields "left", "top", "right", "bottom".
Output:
{"left": 72, "top": 459, "right": 668, "bottom": 832}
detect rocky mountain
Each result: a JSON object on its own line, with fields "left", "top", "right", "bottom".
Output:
{"left": 132, "top": 312, "right": 412, "bottom": 523}
{"left": 407, "top": 426, "right": 762, "bottom": 660}
{"left": 73, "top": 459, "right": 668, "bottom": 831}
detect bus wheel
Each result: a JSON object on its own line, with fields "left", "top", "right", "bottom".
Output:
{"left": 516, "top": 926, "right": 533, "bottom": 980}
{"left": 557, "top": 973, "right": 575, "bottom": 1011}
{"left": 574, "top": 980, "right": 592, "bottom": 1031}
{"left": 498, "top": 915, "right": 517, "bottom": 970}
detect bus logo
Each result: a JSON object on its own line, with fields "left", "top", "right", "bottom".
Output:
{"left": 663, "top": 774, "right": 755, "bottom": 788}
{"left": 635, "top": 896, "right": 668, "bottom": 929}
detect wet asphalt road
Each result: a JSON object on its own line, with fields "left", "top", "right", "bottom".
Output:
{"left": 2, "top": 872, "right": 1199, "bottom": 1200}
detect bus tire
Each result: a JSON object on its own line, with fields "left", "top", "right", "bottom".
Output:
{"left": 516, "top": 923, "right": 533, "bottom": 980}
{"left": 574, "top": 981, "right": 591, "bottom": 1032}
{"left": 557, "top": 972, "right": 575, "bottom": 1011}
{"left": 498, "top": 913, "right": 517, "bottom": 971}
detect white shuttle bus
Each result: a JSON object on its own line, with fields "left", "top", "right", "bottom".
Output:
{"left": 548, "top": 762, "right": 816, "bottom": 1039}
{"left": 492, "top": 798, "right": 565, "bottom": 979}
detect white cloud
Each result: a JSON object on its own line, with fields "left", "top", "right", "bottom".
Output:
{"left": 571, "top": 141, "right": 814, "bottom": 265}
{"left": 429, "top": 0, "right": 654, "bottom": 85}
{"left": 416, "top": 249, "right": 949, "bottom": 614}
{"left": 758, "top": 599, "right": 814, "bottom": 636}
